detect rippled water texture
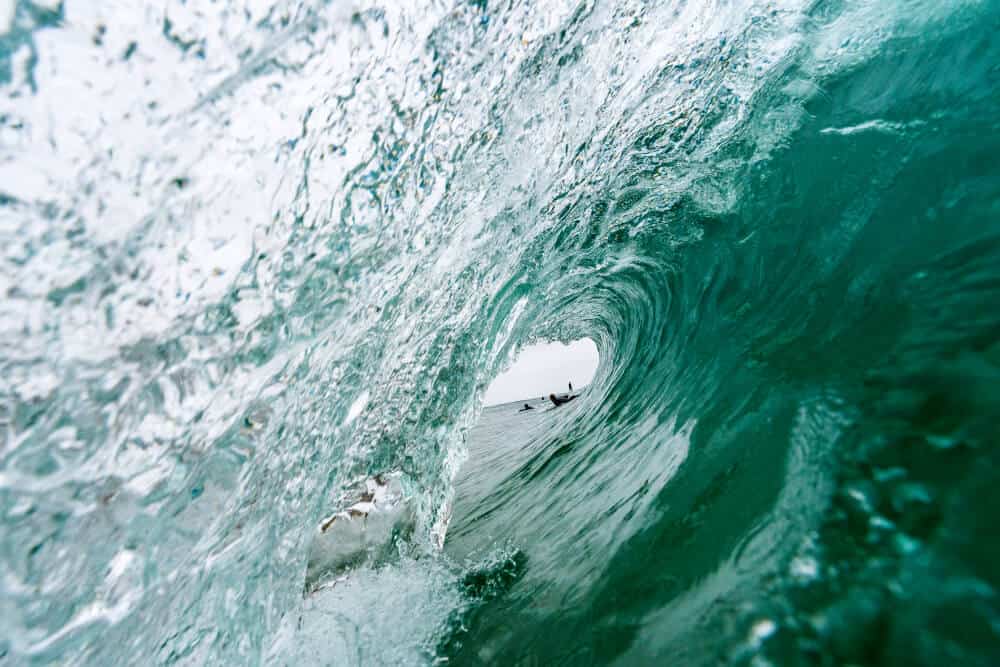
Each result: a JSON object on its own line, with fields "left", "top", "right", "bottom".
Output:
{"left": 3, "top": 0, "right": 1000, "bottom": 664}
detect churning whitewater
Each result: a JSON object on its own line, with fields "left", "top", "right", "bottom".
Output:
{"left": 3, "top": 0, "right": 1000, "bottom": 664}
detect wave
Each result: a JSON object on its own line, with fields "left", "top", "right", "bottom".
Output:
{"left": 2, "top": 0, "right": 999, "bottom": 664}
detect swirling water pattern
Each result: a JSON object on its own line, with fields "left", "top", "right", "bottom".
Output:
{"left": 2, "top": 0, "right": 1000, "bottom": 664}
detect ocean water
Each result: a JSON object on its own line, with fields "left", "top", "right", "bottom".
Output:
{"left": 3, "top": 0, "right": 1000, "bottom": 664}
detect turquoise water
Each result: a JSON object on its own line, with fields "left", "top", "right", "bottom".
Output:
{"left": 3, "top": 0, "right": 1000, "bottom": 664}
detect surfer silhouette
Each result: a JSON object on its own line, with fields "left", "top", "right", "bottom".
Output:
{"left": 549, "top": 393, "right": 576, "bottom": 407}
{"left": 568, "top": 381, "right": 573, "bottom": 391}
{"left": 519, "top": 403, "right": 534, "bottom": 412}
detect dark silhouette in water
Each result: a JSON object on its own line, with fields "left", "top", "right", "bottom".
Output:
{"left": 519, "top": 403, "right": 534, "bottom": 412}
{"left": 548, "top": 393, "right": 576, "bottom": 407}
{"left": 568, "top": 381, "right": 573, "bottom": 392}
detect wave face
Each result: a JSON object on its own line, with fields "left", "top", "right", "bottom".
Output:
{"left": 3, "top": 0, "right": 1000, "bottom": 664}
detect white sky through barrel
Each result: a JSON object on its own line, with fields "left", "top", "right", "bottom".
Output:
{"left": 483, "top": 338, "right": 599, "bottom": 406}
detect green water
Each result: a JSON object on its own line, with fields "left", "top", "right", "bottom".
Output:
{"left": 3, "top": 0, "right": 1000, "bottom": 664}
